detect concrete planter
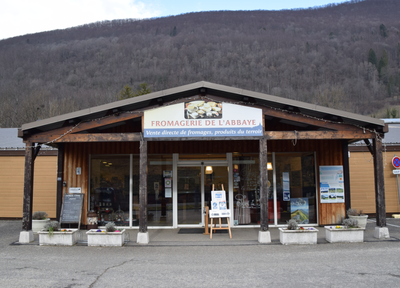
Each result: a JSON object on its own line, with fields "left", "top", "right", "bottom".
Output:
{"left": 348, "top": 215, "right": 368, "bottom": 229}
{"left": 86, "top": 229, "right": 126, "bottom": 246}
{"left": 325, "top": 226, "right": 364, "bottom": 243}
{"left": 279, "top": 228, "right": 319, "bottom": 245}
{"left": 32, "top": 218, "right": 50, "bottom": 233}
{"left": 38, "top": 229, "right": 79, "bottom": 246}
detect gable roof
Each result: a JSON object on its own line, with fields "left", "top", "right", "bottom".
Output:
{"left": 20, "top": 81, "right": 386, "bottom": 136}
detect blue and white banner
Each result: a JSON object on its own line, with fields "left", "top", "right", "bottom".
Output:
{"left": 144, "top": 101, "right": 263, "bottom": 138}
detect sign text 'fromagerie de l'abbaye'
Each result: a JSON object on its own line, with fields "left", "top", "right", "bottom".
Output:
{"left": 144, "top": 101, "right": 263, "bottom": 138}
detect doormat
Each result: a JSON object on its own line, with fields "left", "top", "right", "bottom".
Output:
{"left": 178, "top": 228, "right": 228, "bottom": 234}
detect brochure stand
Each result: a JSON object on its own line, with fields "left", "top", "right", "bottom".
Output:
{"left": 209, "top": 185, "right": 232, "bottom": 239}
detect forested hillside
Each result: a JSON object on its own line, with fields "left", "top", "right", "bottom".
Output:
{"left": 1, "top": 0, "right": 400, "bottom": 128}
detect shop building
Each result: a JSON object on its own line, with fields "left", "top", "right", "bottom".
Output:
{"left": 349, "top": 119, "right": 400, "bottom": 214}
{"left": 0, "top": 128, "right": 57, "bottom": 218}
{"left": 18, "top": 82, "right": 388, "bottom": 243}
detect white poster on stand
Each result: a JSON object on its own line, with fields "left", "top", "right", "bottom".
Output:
{"left": 210, "top": 190, "right": 231, "bottom": 218}
{"left": 319, "top": 166, "right": 345, "bottom": 203}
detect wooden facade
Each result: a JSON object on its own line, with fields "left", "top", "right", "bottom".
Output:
{"left": 18, "top": 82, "right": 388, "bottom": 233}
{"left": 0, "top": 152, "right": 57, "bottom": 218}
{"left": 350, "top": 148, "right": 400, "bottom": 214}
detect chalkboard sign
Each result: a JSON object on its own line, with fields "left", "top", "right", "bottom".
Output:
{"left": 60, "top": 193, "right": 84, "bottom": 229}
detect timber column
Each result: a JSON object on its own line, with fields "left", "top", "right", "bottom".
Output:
{"left": 258, "top": 137, "right": 271, "bottom": 243}
{"left": 137, "top": 137, "right": 149, "bottom": 244}
{"left": 373, "top": 137, "right": 390, "bottom": 239}
{"left": 19, "top": 141, "right": 35, "bottom": 243}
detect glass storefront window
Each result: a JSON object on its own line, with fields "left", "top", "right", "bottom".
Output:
{"left": 148, "top": 155, "right": 173, "bottom": 226}
{"left": 275, "top": 152, "right": 316, "bottom": 225}
{"left": 89, "top": 155, "right": 136, "bottom": 226}
{"left": 232, "top": 153, "right": 274, "bottom": 225}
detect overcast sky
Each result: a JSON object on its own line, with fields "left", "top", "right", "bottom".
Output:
{"left": 1, "top": 0, "right": 349, "bottom": 40}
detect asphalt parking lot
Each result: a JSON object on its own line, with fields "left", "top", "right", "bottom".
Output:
{"left": 1, "top": 218, "right": 400, "bottom": 287}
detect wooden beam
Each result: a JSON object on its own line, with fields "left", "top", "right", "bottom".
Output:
{"left": 264, "top": 130, "right": 375, "bottom": 140}
{"left": 42, "top": 133, "right": 142, "bottom": 143}
{"left": 27, "top": 112, "right": 142, "bottom": 142}
{"left": 139, "top": 138, "right": 148, "bottom": 233}
{"left": 363, "top": 139, "right": 374, "bottom": 155}
{"left": 22, "top": 142, "right": 35, "bottom": 231}
{"left": 259, "top": 137, "right": 269, "bottom": 231}
{"left": 261, "top": 106, "right": 367, "bottom": 131}
{"left": 373, "top": 138, "right": 386, "bottom": 227}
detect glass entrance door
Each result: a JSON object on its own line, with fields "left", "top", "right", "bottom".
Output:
{"left": 177, "top": 166, "right": 202, "bottom": 225}
{"left": 176, "top": 161, "right": 229, "bottom": 226}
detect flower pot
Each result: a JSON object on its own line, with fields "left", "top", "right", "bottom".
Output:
{"left": 348, "top": 215, "right": 368, "bottom": 229}
{"left": 86, "top": 229, "right": 126, "bottom": 246}
{"left": 32, "top": 218, "right": 50, "bottom": 233}
{"left": 324, "top": 226, "right": 364, "bottom": 243}
{"left": 38, "top": 229, "right": 79, "bottom": 246}
{"left": 279, "top": 228, "right": 319, "bottom": 245}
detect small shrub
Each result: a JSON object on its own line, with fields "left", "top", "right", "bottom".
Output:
{"left": 287, "top": 219, "right": 298, "bottom": 230}
{"left": 105, "top": 222, "right": 116, "bottom": 232}
{"left": 44, "top": 221, "right": 59, "bottom": 236}
{"left": 347, "top": 208, "right": 363, "bottom": 216}
{"left": 32, "top": 211, "right": 48, "bottom": 220}
{"left": 343, "top": 218, "right": 359, "bottom": 228}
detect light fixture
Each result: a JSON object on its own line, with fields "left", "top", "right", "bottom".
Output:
{"left": 205, "top": 166, "right": 213, "bottom": 174}
{"left": 267, "top": 162, "right": 273, "bottom": 170}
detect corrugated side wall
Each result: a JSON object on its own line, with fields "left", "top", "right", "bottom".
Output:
{"left": 349, "top": 150, "right": 400, "bottom": 214}
{"left": 0, "top": 155, "right": 57, "bottom": 218}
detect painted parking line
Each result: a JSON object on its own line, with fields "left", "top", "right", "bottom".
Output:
{"left": 369, "top": 219, "right": 400, "bottom": 228}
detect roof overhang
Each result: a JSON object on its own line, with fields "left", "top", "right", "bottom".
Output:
{"left": 19, "top": 81, "right": 386, "bottom": 139}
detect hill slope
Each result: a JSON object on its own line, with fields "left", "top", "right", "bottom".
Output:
{"left": 0, "top": 0, "right": 399, "bottom": 127}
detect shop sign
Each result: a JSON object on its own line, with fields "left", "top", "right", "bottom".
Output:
{"left": 143, "top": 101, "right": 263, "bottom": 138}
{"left": 319, "top": 166, "right": 345, "bottom": 204}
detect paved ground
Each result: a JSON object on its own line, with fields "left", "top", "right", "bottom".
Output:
{"left": 1, "top": 218, "right": 400, "bottom": 287}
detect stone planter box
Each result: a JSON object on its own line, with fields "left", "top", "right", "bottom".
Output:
{"left": 279, "top": 228, "right": 319, "bottom": 245}
{"left": 38, "top": 229, "right": 79, "bottom": 246}
{"left": 325, "top": 226, "right": 364, "bottom": 243}
{"left": 348, "top": 215, "right": 368, "bottom": 229}
{"left": 32, "top": 218, "right": 50, "bottom": 233}
{"left": 86, "top": 229, "right": 126, "bottom": 246}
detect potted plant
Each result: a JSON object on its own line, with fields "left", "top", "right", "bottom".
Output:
{"left": 32, "top": 211, "right": 50, "bottom": 233}
{"left": 325, "top": 218, "right": 364, "bottom": 243}
{"left": 86, "top": 222, "right": 126, "bottom": 246}
{"left": 279, "top": 219, "right": 319, "bottom": 245}
{"left": 347, "top": 208, "right": 368, "bottom": 229}
{"left": 38, "top": 221, "right": 79, "bottom": 246}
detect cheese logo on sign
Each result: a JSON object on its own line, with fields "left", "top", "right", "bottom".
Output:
{"left": 185, "top": 101, "right": 222, "bottom": 119}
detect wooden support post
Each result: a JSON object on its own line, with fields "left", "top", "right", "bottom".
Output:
{"left": 56, "top": 144, "right": 64, "bottom": 221}
{"left": 373, "top": 137, "right": 386, "bottom": 227}
{"left": 203, "top": 206, "right": 209, "bottom": 235}
{"left": 259, "top": 137, "right": 269, "bottom": 231}
{"left": 342, "top": 141, "right": 351, "bottom": 212}
{"left": 22, "top": 142, "right": 35, "bottom": 231}
{"left": 139, "top": 138, "right": 148, "bottom": 233}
